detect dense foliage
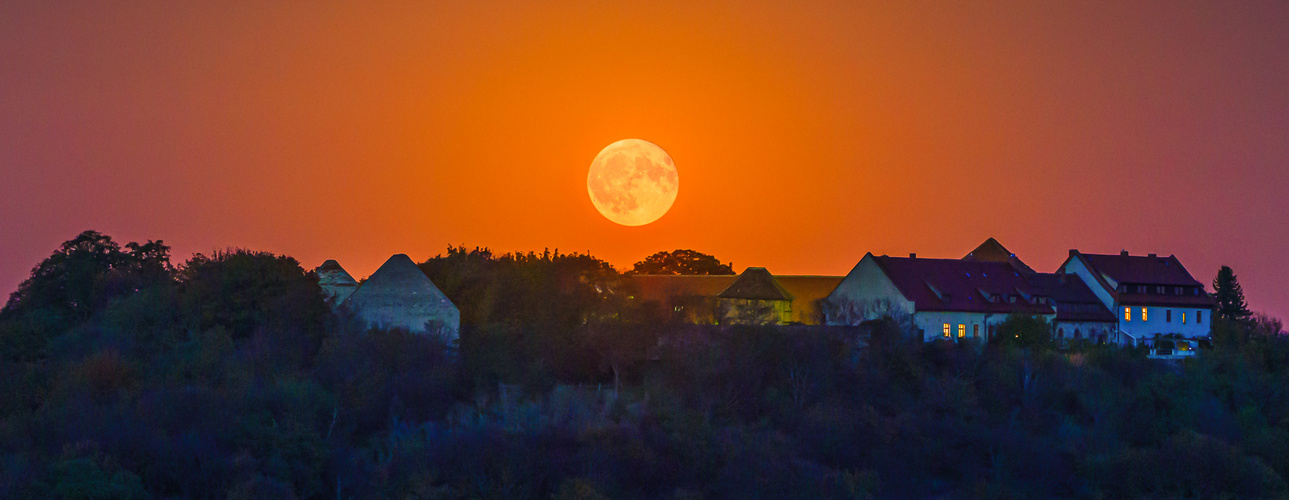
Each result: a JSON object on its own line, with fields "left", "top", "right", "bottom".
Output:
{"left": 626, "top": 249, "right": 736, "bottom": 276}
{"left": 3, "top": 232, "right": 1289, "bottom": 498}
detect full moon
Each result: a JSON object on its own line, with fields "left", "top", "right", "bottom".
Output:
{"left": 587, "top": 139, "right": 679, "bottom": 226}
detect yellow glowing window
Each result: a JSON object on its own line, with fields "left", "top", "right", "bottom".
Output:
{"left": 1125, "top": 307, "right": 1131, "bottom": 321}
{"left": 1182, "top": 312, "right": 1187, "bottom": 324}
{"left": 958, "top": 324, "right": 966, "bottom": 338}
{"left": 943, "top": 323, "right": 951, "bottom": 337}
{"left": 1142, "top": 307, "right": 1148, "bottom": 321}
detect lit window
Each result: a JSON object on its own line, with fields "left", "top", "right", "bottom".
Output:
{"left": 943, "top": 323, "right": 951, "bottom": 337}
{"left": 1142, "top": 307, "right": 1148, "bottom": 321}
{"left": 1182, "top": 312, "right": 1187, "bottom": 324}
{"left": 1125, "top": 307, "right": 1131, "bottom": 321}
{"left": 958, "top": 324, "right": 966, "bottom": 338}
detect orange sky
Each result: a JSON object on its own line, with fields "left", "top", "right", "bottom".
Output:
{"left": 3, "top": 1, "right": 1288, "bottom": 319}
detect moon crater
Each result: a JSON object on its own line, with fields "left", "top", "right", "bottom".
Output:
{"left": 587, "top": 139, "right": 678, "bottom": 226}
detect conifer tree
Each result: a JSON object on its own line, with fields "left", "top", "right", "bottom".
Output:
{"left": 1213, "top": 265, "right": 1252, "bottom": 322}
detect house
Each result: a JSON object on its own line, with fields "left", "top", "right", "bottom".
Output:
{"left": 825, "top": 252, "right": 1056, "bottom": 341}
{"left": 316, "top": 259, "right": 360, "bottom": 305}
{"left": 1060, "top": 250, "right": 1216, "bottom": 345}
{"left": 341, "top": 254, "right": 460, "bottom": 338}
{"left": 716, "top": 267, "right": 795, "bottom": 325}
{"left": 626, "top": 270, "right": 842, "bottom": 325}
{"left": 962, "top": 238, "right": 1118, "bottom": 343}
{"left": 1026, "top": 272, "right": 1120, "bottom": 344}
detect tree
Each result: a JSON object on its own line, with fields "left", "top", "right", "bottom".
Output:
{"left": 993, "top": 314, "right": 1052, "bottom": 350}
{"left": 1213, "top": 265, "right": 1252, "bottom": 323}
{"left": 626, "top": 249, "right": 735, "bottom": 275}
{"left": 2, "top": 230, "right": 173, "bottom": 322}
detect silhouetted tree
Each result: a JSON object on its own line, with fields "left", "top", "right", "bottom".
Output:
{"left": 1214, "top": 265, "right": 1252, "bottom": 323}
{"left": 178, "top": 249, "right": 327, "bottom": 342}
{"left": 626, "top": 249, "right": 735, "bottom": 275}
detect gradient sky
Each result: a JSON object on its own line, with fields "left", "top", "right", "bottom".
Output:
{"left": 3, "top": 1, "right": 1287, "bottom": 319}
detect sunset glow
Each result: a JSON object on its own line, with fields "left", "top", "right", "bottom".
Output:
{"left": 2, "top": 1, "right": 1288, "bottom": 318}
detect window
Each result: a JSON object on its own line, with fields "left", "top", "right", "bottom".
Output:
{"left": 958, "top": 324, "right": 966, "bottom": 338}
{"left": 1142, "top": 307, "right": 1148, "bottom": 321}
{"left": 943, "top": 323, "right": 950, "bottom": 337}
{"left": 1197, "top": 311, "right": 1203, "bottom": 324}
{"left": 1166, "top": 310, "right": 1172, "bottom": 322}
{"left": 1125, "top": 307, "right": 1131, "bottom": 321}
{"left": 973, "top": 324, "right": 979, "bottom": 337}
{"left": 1182, "top": 312, "right": 1187, "bottom": 324}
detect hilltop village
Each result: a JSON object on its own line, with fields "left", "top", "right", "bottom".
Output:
{"left": 3, "top": 230, "right": 1284, "bottom": 498}
{"left": 321, "top": 238, "right": 1217, "bottom": 350}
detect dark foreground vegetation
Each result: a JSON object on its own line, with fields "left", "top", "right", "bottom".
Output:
{"left": 3, "top": 231, "right": 1289, "bottom": 499}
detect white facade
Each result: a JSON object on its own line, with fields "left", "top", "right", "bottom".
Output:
{"left": 912, "top": 311, "right": 1009, "bottom": 343}
{"left": 827, "top": 253, "right": 1039, "bottom": 342}
{"left": 1114, "top": 305, "right": 1211, "bottom": 340}
{"left": 1060, "top": 255, "right": 1213, "bottom": 342}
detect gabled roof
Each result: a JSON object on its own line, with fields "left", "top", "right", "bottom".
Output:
{"left": 718, "top": 267, "right": 794, "bottom": 301}
{"left": 1077, "top": 252, "right": 1203, "bottom": 287}
{"left": 871, "top": 255, "right": 1054, "bottom": 315}
{"left": 1063, "top": 250, "right": 1216, "bottom": 309}
{"left": 1026, "top": 273, "right": 1117, "bottom": 322}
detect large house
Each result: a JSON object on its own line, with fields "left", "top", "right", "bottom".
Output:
{"left": 962, "top": 239, "right": 1118, "bottom": 343}
{"left": 825, "top": 252, "right": 1055, "bottom": 341}
{"left": 1060, "top": 250, "right": 1216, "bottom": 345}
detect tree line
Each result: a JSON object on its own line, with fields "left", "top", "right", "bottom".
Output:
{"left": 1, "top": 231, "right": 1287, "bottom": 499}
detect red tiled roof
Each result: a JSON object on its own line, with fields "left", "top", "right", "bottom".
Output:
{"left": 1080, "top": 253, "right": 1204, "bottom": 287}
{"left": 1026, "top": 273, "right": 1117, "bottom": 322}
{"left": 872, "top": 255, "right": 1054, "bottom": 315}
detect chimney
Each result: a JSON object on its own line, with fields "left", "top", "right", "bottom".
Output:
{"left": 1148, "top": 253, "right": 1157, "bottom": 258}
{"left": 1069, "top": 249, "right": 1078, "bottom": 257}
{"left": 1121, "top": 250, "right": 1129, "bottom": 256}
{"left": 909, "top": 253, "right": 916, "bottom": 259}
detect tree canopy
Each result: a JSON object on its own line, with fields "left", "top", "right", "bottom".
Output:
{"left": 1214, "top": 265, "right": 1252, "bottom": 323}
{"left": 626, "top": 249, "right": 735, "bottom": 275}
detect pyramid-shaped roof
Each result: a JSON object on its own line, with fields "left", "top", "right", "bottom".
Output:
{"left": 963, "top": 238, "right": 1036, "bottom": 275}
{"left": 963, "top": 238, "right": 1012, "bottom": 262}
{"left": 317, "top": 259, "right": 360, "bottom": 305}
{"left": 718, "top": 267, "right": 794, "bottom": 301}
{"left": 345, "top": 254, "right": 459, "bottom": 336}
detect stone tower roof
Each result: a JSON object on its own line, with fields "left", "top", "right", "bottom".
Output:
{"left": 345, "top": 254, "right": 460, "bottom": 337}
{"left": 317, "top": 259, "right": 359, "bottom": 305}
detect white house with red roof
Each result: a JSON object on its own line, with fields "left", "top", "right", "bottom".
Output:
{"left": 1060, "top": 250, "right": 1216, "bottom": 345}
{"left": 825, "top": 252, "right": 1056, "bottom": 342}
